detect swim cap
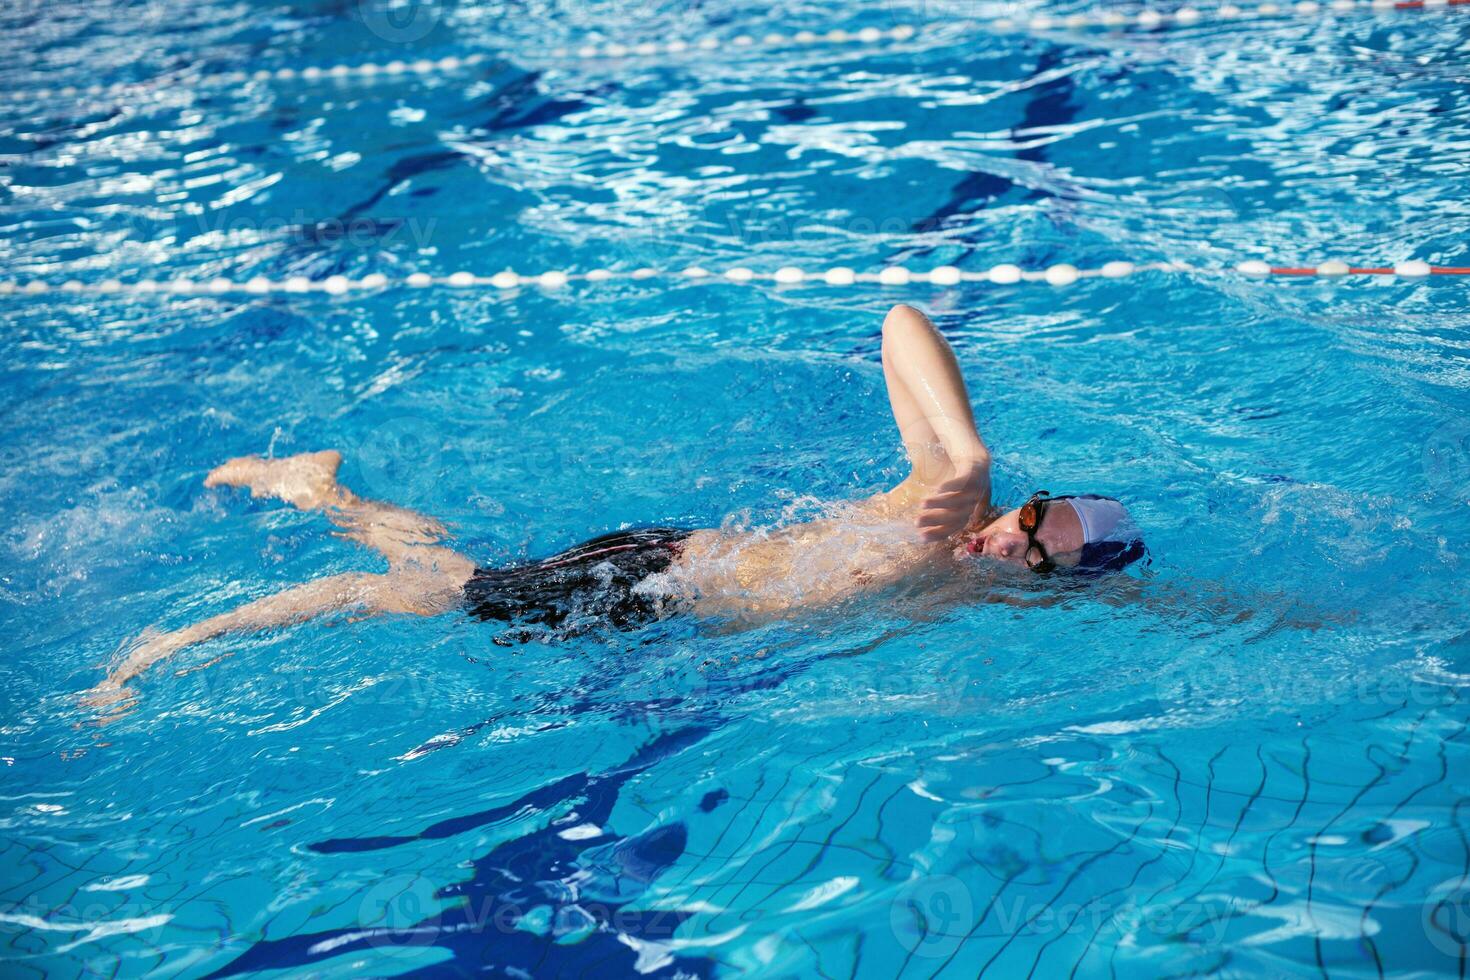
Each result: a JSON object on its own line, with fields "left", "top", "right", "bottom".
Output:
{"left": 1058, "top": 495, "right": 1147, "bottom": 573}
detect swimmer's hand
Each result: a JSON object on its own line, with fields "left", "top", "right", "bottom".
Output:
{"left": 77, "top": 679, "right": 140, "bottom": 729}
{"left": 79, "top": 680, "right": 135, "bottom": 711}
{"left": 915, "top": 459, "right": 991, "bottom": 542}
{"left": 77, "top": 628, "right": 177, "bottom": 721}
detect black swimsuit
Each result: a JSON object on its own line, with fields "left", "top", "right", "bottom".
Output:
{"left": 462, "top": 527, "right": 693, "bottom": 630}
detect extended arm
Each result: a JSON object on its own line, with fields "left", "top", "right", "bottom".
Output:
{"left": 878, "top": 304, "right": 993, "bottom": 539}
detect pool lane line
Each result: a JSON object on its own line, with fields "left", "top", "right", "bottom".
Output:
{"left": 1, "top": 55, "right": 497, "bottom": 106}
{"left": 1, "top": 260, "right": 1463, "bottom": 299}
{"left": 995, "top": 0, "right": 1463, "bottom": 31}
{"left": 7, "top": 0, "right": 1470, "bottom": 105}
{"left": 1, "top": 30, "right": 916, "bottom": 104}
{"left": 1272, "top": 266, "right": 1470, "bottom": 275}
{"left": 1235, "top": 260, "right": 1467, "bottom": 277}
{"left": 1, "top": 55, "right": 499, "bottom": 105}
{"left": 3, "top": 29, "right": 919, "bottom": 104}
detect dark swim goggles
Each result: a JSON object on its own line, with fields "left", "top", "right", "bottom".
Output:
{"left": 1018, "top": 490, "right": 1055, "bottom": 573}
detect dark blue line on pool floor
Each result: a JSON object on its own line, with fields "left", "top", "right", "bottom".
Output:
{"left": 203, "top": 726, "right": 716, "bottom": 979}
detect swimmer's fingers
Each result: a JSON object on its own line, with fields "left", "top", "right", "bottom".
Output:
{"left": 918, "top": 490, "right": 975, "bottom": 510}
{"left": 78, "top": 681, "right": 139, "bottom": 719}
{"left": 926, "top": 471, "right": 980, "bottom": 496}
{"left": 926, "top": 465, "right": 992, "bottom": 519}
{"left": 921, "top": 480, "right": 984, "bottom": 512}
{"left": 919, "top": 488, "right": 974, "bottom": 508}
{"left": 78, "top": 682, "right": 124, "bottom": 708}
{"left": 916, "top": 507, "right": 969, "bottom": 541}
{"left": 916, "top": 508, "right": 969, "bottom": 536}
{"left": 916, "top": 487, "right": 980, "bottom": 533}
{"left": 917, "top": 523, "right": 963, "bottom": 542}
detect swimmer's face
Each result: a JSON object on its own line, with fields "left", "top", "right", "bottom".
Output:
{"left": 959, "top": 507, "right": 1030, "bottom": 563}
{"left": 958, "top": 499, "right": 1085, "bottom": 567}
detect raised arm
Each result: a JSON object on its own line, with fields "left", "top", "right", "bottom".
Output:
{"left": 879, "top": 304, "right": 992, "bottom": 540}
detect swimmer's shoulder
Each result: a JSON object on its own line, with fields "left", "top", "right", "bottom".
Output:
{"left": 679, "top": 528, "right": 725, "bottom": 558}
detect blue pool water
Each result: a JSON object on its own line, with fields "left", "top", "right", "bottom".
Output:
{"left": 5, "top": 0, "right": 1470, "bottom": 976}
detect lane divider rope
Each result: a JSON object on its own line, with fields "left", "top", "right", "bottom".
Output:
{"left": 1, "top": 260, "right": 1462, "bottom": 299}
{"left": 4, "top": 55, "right": 498, "bottom": 104}
{"left": 7, "top": 0, "right": 1469, "bottom": 104}
{"left": 996, "top": 0, "right": 1470, "bottom": 33}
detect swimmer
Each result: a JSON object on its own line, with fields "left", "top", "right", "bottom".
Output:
{"left": 81, "top": 304, "right": 1144, "bottom": 712}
